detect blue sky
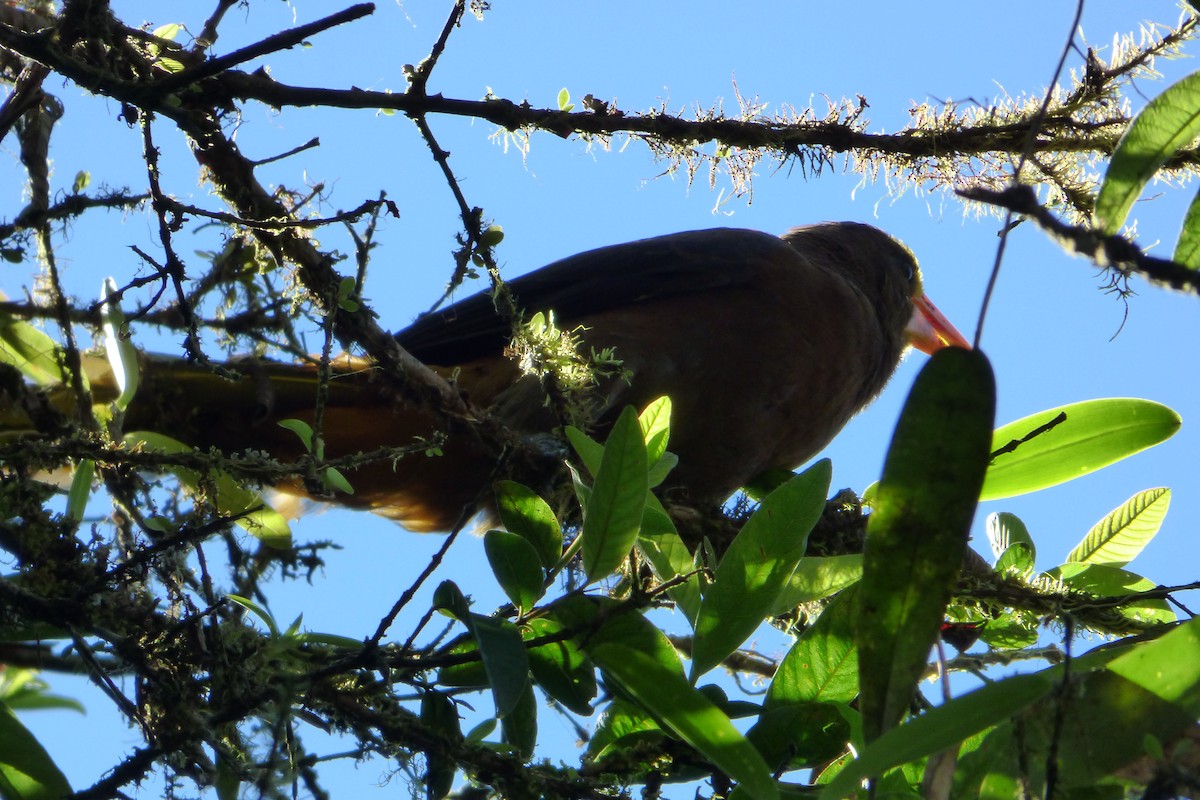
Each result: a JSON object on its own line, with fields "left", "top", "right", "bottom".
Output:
{"left": 9, "top": 1, "right": 1200, "bottom": 795}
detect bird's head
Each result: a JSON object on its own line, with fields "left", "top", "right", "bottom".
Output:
{"left": 783, "top": 222, "right": 971, "bottom": 356}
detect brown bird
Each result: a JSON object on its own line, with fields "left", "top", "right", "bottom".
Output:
{"left": 30, "top": 223, "right": 970, "bottom": 531}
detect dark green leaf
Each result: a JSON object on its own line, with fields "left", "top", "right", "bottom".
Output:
{"left": 469, "top": 614, "right": 530, "bottom": 719}
{"left": 857, "top": 348, "right": 995, "bottom": 744}
{"left": 494, "top": 480, "right": 562, "bottom": 568}
{"left": 549, "top": 595, "right": 683, "bottom": 675}
{"left": 691, "top": 461, "right": 830, "bottom": 679}
{"left": 500, "top": 680, "right": 537, "bottom": 759}
{"left": 564, "top": 426, "right": 603, "bottom": 476}
{"left": 588, "top": 698, "right": 662, "bottom": 761}
{"left": 0, "top": 311, "right": 68, "bottom": 387}
{"left": 483, "top": 530, "right": 545, "bottom": 613}
{"left": 0, "top": 701, "right": 72, "bottom": 800}
{"left": 747, "top": 703, "right": 850, "bottom": 772}
{"left": 590, "top": 643, "right": 779, "bottom": 800}
{"left": 819, "top": 672, "right": 1054, "bottom": 800}
{"left": 421, "top": 692, "right": 461, "bottom": 800}
{"left": 1096, "top": 70, "right": 1200, "bottom": 233}
{"left": 982, "top": 399, "right": 1180, "bottom": 501}
{"left": 581, "top": 406, "right": 648, "bottom": 583}
{"left": 524, "top": 617, "right": 596, "bottom": 716}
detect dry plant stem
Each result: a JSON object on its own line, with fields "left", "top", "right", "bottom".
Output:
{"left": 974, "top": 0, "right": 1086, "bottom": 349}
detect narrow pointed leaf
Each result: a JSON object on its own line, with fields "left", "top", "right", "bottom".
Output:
{"left": 818, "top": 672, "right": 1054, "bottom": 800}
{"left": 500, "top": 680, "right": 538, "bottom": 759}
{"left": 581, "top": 406, "right": 648, "bottom": 582}
{"left": 590, "top": 643, "right": 779, "bottom": 800}
{"left": 637, "top": 495, "right": 703, "bottom": 623}
{"left": 982, "top": 399, "right": 1179, "bottom": 501}
{"left": 1065, "top": 487, "right": 1170, "bottom": 567}
{"left": 691, "top": 460, "right": 830, "bottom": 679}
{"left": 1096, "top": 70, "right": 1200, "bottom": 233}
{"left": 857, "top": 348, "right": 995, "bottom": 744}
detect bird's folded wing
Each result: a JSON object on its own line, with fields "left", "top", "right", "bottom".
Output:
{"left": 396, "top": 228, "right": 794, "bottom": 365}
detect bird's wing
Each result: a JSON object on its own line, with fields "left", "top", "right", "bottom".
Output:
{"left": 395, "top": 228, "right": 794, "bottom": 365}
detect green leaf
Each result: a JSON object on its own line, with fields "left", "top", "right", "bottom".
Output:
{"left": 1096, "top": 70, "right": 1200, "bottom": 233}
{"left": 1047, "top": 563, "right": 1174, "bottom": 624}
{"left": 588, "top": 697, "right": 663, "bottom": 762}
{"left": 589, "top": 643, "right": 779, "bottom": 800}
{"left": 336, "top": 276, "right": 359, "bottom": 312}
{"left": 857, "top": 348, "right": 995, "bottom": 744}
{"left": 690, "top": 460, "right": 830, "bottom": 679}
{"left": 100, "top": 277, "right": 139, "bottom": 411}
{"left": 982, "top": 399, "right": 1180, "bottom": 501}
{"left": 767, "top": 586, "right": 860, "bottom": 708}
{"left": 500, "top": 679, "right": 537, "bottom": 759}
{"left": 152, "top": 22, "right": 182, "bottom": 40}
{"left": 639, "top": 395, "right": 671, "bottom": 464}
{"left": 494, "top": 480, "right": 562, "bottom": 568}
{"left": 420, "top": 692, "right": 461, "bottom": 800}
{"left": 322, "top": 467, "right": 354, "bottom": 495}
{"left": 985, "top": 511, "right": 1034, "bottom": 562}
{"left": 1065, "top": 487, "right": 1170, "bottom": 567}
{"left": 479, "top": 224, "right": 504, "bottom": 248}
{"left": 71, "top": 170, "right": 90, "bottom": 193}
{"left": 1173, "top": 186, "right": 1200, "bottom": 268}
{"left": 524, "top": 617, "right": 596, "bottom": 716}
{"left": 819, "top": 672, "right": 1054, "bottom": 800}
{"left": 0, "top": 701, "right": 72, "bottom": 800}
{"left": 747, "top": 703, "right": 851, "bottom": 773}
{"left": 556, "top": 88, "right": 574, "bottom": 112}
{"left": 65, "top": 459, "right": 94, "bottom": 523}
{"left": 0, "top": 310, "right": 68, "bottom": 387}
{"left": 125, "top": 431, "right": 292, "bottom": 548}
{"left": 581, "top": 407, "right": 648, "bottom": 583}
{"left": 276, "top": 419, "right": 315, "bottom": 452}
{"left": 470, "top": 614, "right": 531, "bottom": 719}
{"left": 564, "top": 426, "right": 603, "bottom": 476}
{"left": 483, "top": 530, "right": 545, "bottom": 613}
{"left": 770, "top": 555, "right": 863, "bottom": 616}
{"left": 637, "top": 496, "right": 703, "bottom": 624}
{"left": 550, "top": 595, "right": 683, "bottom": 676}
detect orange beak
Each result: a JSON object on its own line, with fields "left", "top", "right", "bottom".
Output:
{"left": 906, "top": 294, "right": 972, "bottom": 354}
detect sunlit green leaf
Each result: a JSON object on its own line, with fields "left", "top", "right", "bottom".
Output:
{"left": 1096, "top": 70, "right": 1200, "bottom": 233}
{"left": 1047, "top": 563, "right": 1174, "bottom": 624}
{"left": 767, "top": 586, "right": 859, "bottom": 707}
{"left": 0, "top": 309, "right": 67, "bottom": 387}
{"left": 691, "top": 460, "right": 830, "bottom": 679}
{"left": 985, "top": 511, "right": 1033, "bottom": 561}
{"left": 100, "top": 278, "right": 139, "bottom": 411}
{"left": 1174, "top": 187, "right": 1200, "bottom": 268}
{"left": 1065, "top": 487, "right": 1170, "bottom": 567}
{"left": 770, "top": 555, "right": 862, "bottom": 615}
{"left": 581, "top": 407, "right": 648, "bottom": 583}
{"left": 982, "top": 399, "right": 1180, "bottom": 501}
